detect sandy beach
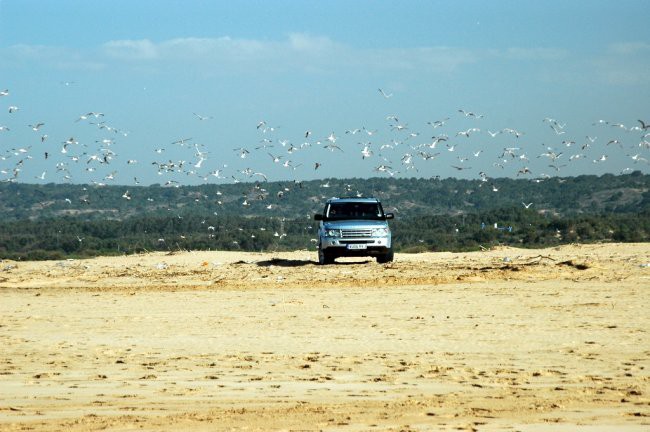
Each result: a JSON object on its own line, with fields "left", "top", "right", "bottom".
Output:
{"left": 0, "top": 243, "right": 648, "bottom": 431}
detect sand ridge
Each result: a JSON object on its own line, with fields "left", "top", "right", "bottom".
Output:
{"left": 0, "top": 243, "right": 648, "bottom": 431}
{"left": 1, "top": 242, "right": 643, "bottom": 292}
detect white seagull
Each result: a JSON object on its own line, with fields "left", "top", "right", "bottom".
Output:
{"left": 193, "top": 112, "right": 213, "bottom": 121}
{"left": 378, "top": 88, "right": 393, "bottom": 98}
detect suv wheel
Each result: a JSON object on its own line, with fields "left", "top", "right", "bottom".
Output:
{"left": 318, "top": 247, "right": 334, "bottom": 265}
{"left": 376, "top": 249, "right": 394, "bottom": 264}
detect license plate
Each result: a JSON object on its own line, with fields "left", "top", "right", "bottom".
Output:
{"left": 347, "top": 244, "right": 367, "bottom": 250}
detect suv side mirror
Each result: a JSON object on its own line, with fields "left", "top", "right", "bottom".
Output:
{"left": 385, "top": 213, "right": 394, "bottom": 220}
{"left": 314, "top": 214, "right": 323, "bottom": 221}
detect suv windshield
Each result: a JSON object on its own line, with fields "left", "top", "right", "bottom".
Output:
{"left": 325, "top": 202, "right": 384, "bottom": 220}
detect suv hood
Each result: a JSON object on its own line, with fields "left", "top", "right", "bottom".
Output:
{"left": 323, "top": 220, "right": 388, "bottom": 229}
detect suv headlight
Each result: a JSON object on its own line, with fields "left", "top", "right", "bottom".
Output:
{"left": 326, "top": 229, "right": 341, "bottom": 238}
{"left": 372, "top": 227, "right": 389, "bottom": 236}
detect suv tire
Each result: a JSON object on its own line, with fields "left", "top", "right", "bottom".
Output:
{"left": 376, "top": 249, "right": 394, "bottom": 264}
{"left": 318, "top": 246, "right": 335, "bottom": 265}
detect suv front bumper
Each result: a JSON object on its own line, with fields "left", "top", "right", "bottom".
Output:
{"left": 320, "top": 236, "right": 392, "bottom": 256}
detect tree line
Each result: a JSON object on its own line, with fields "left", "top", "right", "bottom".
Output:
{"left": 2, "top": 172, "right": 649, "bottom": 260}
{"left": 1, "top": 171, "right": 649, "bottom": 222}
{"left": 1, "top": 208, "right": 648, "bottom": 261}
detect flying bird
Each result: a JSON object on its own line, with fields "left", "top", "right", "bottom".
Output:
{"left": 193, "top": 112, "right": 213, "bottom": 121}
{"left": 456, "top": 128, "right": 480, "bottom": 137}
{"left": 593, "top": 155, "right": 608, "bottom": 163}
{"left": 323, "top": 143, "right": 343, "bottom": 152}
{"left": 171, "top": 137, "right": 193, "bottom": 146}
{"left": 361, "top": 145, "right": 373, "bottom": 159}
{"left": 458, "top": 109, "right": 484, "bottom": 118}
{"left": 233, "top": 147, "right": 250, "bottom": 158}
{"left": 517, "top": 167, "right": 532, "bottom": 176}
{"left": 427, "top": 118, "right": 449, "bottom": 128}
{"left": 378, "top": 88, "right": 393, "bottom": 98}
{"left": 194, "top": 157, "right": 206, "bottom": 168}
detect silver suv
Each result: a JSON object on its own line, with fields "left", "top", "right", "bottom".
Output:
{"left": 314, "top": 197, "right": 394, "bottom": 265}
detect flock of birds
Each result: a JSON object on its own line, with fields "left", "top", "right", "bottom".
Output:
{"left": 1, "top": 85, "right": 650, "bottom": 214}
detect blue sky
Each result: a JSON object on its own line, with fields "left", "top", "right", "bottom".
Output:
{"left": 1, "top": 0, "right": 649, "bottom": 186}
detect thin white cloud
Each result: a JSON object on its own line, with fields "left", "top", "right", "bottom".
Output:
{"left": 593, "top": 58, "right": 650, "bottom": 86}
{"left": 7, "top": 43, "right": 50, "bottom": 58}
{"left": 3, "top": 35, "right": 564, "bottom": 77}
{"left": 606, "top": 42, "right": 650, "bottom": 55}
{"left": 500, "top": 47, "right": 569, "bottom": 61}
{"left": 98, "top": 34, "right": 478, "bottom": 74}
{"left": 103, "top": 39, "right": 159, "bottom": 60}
{"left": 396, "top": 46, "right": 478, "bottom": 72}
{"left": 488, "top": 42, "right": 650, "bottom": 87}
{"left": 288, "top": 33, "right": 338, "bottom": 52}
{"left": 593, "top": 42, "right": 650, "bottom": 85}
{"left": 9, "top": 35, "right": 643, "bottom": 86}
{"left": 103, "top": 35, "right": 296, "bottom": 61}
{"left": 4, "top": 43, "right": 104, "bottom": 71}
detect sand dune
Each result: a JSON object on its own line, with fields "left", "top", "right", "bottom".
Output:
{"left": 0, "top": 243, "right": 648, "bottom": 431}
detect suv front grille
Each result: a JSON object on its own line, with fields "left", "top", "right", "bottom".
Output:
{"left": 341, "top": 229, "right": 373, "bottom": 238}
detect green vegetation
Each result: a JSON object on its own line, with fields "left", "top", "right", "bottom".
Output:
{"left": 1, "top": 172, "right": 649, "bottom": 260}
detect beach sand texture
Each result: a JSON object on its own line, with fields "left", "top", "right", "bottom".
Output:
{"left": 0, "top": 243, "right": 648, "bottom": 431}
